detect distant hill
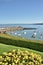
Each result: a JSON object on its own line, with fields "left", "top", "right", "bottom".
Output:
{"left": 32, "top": 23, "right": 43, "bottom": 25}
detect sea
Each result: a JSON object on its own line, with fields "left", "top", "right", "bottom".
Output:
{"left": 0, "top": 24, "right": 43, "bottom": 40}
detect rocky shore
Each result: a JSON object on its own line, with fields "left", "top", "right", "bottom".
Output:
{"left": 0, "top": 26, "right": 37, "bottom": 34}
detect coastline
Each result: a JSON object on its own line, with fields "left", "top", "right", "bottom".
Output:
{"left": 0, "top": 26, "right": 37, "bottom": 34}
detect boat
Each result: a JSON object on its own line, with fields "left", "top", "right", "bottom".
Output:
{"left": 23, "top": 32, "right": 26, "bottom": 34}
{"left": 18, "top": 34, "right": 21, "bottom": 36}
{"left": 15, "top": 33, "right": 17, "bottom": 35}
{"left": 32, "top": 31, "right": 36, "bottom": 38}
{"left": 40, "top": 34, "right": 43, "bottom": 38}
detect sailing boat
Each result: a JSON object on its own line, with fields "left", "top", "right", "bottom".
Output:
{"left": 40, "top": 34, "right": 43, "bottom": 38}
{"left": 32, "top": 31, "right": 36, "bottom": 38}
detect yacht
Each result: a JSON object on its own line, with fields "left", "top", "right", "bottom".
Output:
{"left": 40, "top": 34, "right": 43, "bottom": 38}
{"left": 15, "top": 33, "right": 17, "bottom": 35}
{"left": 18, "top": 34, "right": 21, "bottom": 36}
{"left": 23, "top": 32, "right": 26, "bottom": 34}
{"left": 32, "top": 31, "right": 36, "bottom": 38}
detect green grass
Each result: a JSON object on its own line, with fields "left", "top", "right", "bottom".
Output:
{"left": 0, "top": 34, "right": 43, "bottom": 52}
{"left": 0, "top": 43, "right": 43, "bottom": 58}
{"left": 0, "top": 34, "right": 43, "bottom": 58}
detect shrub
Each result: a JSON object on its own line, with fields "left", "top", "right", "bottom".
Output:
{"left": 0, "top": 36, "right": 43, "bottom": 52}
{"left": 0, "top": 49, "right": 43, "bottom": 65}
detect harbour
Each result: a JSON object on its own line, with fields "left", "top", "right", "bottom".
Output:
{"left": 0, "top": 24, "right": 43, "bottom": 40}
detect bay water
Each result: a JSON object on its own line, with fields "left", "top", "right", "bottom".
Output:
{"left": 0, "top": 24, "right": 43, "bottom": 40}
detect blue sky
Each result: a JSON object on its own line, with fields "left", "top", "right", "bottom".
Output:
{"left": 0, "top": 0, "right": 43, "bottom": 24}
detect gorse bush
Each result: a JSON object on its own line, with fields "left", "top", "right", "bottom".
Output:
{"left": 0, "top": 49, "right": 43, "bottom": 65}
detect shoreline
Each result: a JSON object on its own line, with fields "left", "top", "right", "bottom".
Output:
{"left": 0, "top": 26, "right": 37, "bottom": 34}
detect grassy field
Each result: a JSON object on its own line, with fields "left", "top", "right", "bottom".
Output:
{"left": 0, "top": 34, "right": 43, "bottom": 58}
{"left": 0, "top": 34, "right": 43, "bottom": 52}
{"left": 0, "top": 43, "right": 43, "bottom": 58}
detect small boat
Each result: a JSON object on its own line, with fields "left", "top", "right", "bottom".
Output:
{"left": 32, "top": 31, "right": 36, "bottom": 38}
{"left": 18, "top": 34, "right": 21, "bottom": 36}
{"left": 23, "top": 32, "right": 26, "bottom": 34}
{"left": 15, "top": 33, "right": 17, "bottom": 35}
{"left": 40, "top": 34, "right": 43, "bottom": 38}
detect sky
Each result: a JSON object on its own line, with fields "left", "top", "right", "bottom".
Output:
{"left": 0, "top": 0, "right": 43, "bottom": 24}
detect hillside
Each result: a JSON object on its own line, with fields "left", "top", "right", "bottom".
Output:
{"left": 0, "top": 34, "right": 43, "bottom": 58}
